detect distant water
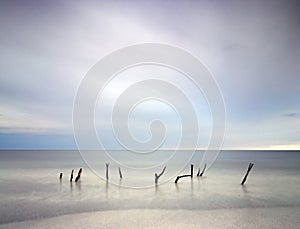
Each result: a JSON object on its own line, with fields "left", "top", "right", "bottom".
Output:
{"left": 0, "top": 150, "right": 300, "bottom": 224}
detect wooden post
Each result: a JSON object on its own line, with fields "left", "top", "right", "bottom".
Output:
{"left": 241, "top": 163, "right": 254, "bottom": 185}
{"left": 196, "top": 168, "right": 201, "bottom": 177}
{"left": 106, "top": 163, "right": 109, "bottom": 180}
{"left": 155, "top": 166, "right": 167, "bottom": 185}
{"left": 175, "top": 174, "right": 190, "bottom": 183}
{"left": 174, "top": 164, "right": 194, "bottom": 183}
{"left": 196, "top": 163, "right": 206, "bottom": 177}
{"left": 118, "top": 167, "right": 123, "bottom": 179}
{"left": 70, "top": 169, "right": 74, "bottom": 182}
{"left": 199, "top": 163, "right": 206, "bottom": 177}
{"left": 75, "top": 168, "right": 82, "bottom": 182}
{"left": 59, "top": 173, "right": 63, "bottom": 180}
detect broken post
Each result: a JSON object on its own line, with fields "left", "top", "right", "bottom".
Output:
{"left": 241, "top": 163, "right": 254, "bottom": 185}
{"left": 75, "top": 168, "right": 82, "bottom": 182}
{"left": 196, "top": 163, "right": 206, "bottom": 177}
{"left": 70, "top": 169, "right": 74, "bottom": 182}
{"left": 196, "top": 168, "right": 201, "bottom": 176}
{"left": 155, "top": 166, "right": 167, "bottom": 185}
{"left": 175, "top": 164, "right": 194, "bottom": 183}
{"left": 118, "top": 167, "right": 123, "bottom": 179}
{"left": 199, "top": 163, "right": 206, "bottom": 177}
{"left": 106, "top": 163, "right": 109, "bottom": 180}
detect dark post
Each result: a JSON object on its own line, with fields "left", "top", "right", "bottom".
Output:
{"left": 118, "top": 167, "right": 122, "bottom": 179}
{"left": 75, "top": 168, "right": 82, "bottom": 182}
{"left": 174, "top": 164, "right": 194, "bottom": 183}
{"left": 70, "top": 169, "right": 74, "bottom": 182}
{"left": 199, "top": 163, "right": 206, "bottom": 177}
{"left": 59, "top": 173, "right": 63, "bottom": 180}
{"left": 196, "top": 168, "right": 201, "bottom": 177}
{"left": 241, "top": 163, "right": 254, "bottom": 185}
{"left": 155, "top": 166, "right": 167, "bottom": 185}
{"left": 106, "top": 163, "right": 109, "bottom": 180}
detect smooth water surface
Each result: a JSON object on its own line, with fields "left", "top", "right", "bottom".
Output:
{"left": 0, "top": 150, "right": 299, "bottom": 224}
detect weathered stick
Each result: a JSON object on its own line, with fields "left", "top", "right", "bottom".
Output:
{"left": 196, "top": 168, "right": 201, "bottom": 177}
{"left": 70, "top": 169, "right": 74, "bottom": 182}
{"left": 106, "top": 163, "right": 109, "bottom": 180}
{"left": 241, "top": 163, "right": 254, "bottom": 185}
{"left": 75, "top": 168, "right": 82, "bottom": 182}
{"left": 199, "top": 163, "right": 206, "bottom": 177}
{"left": 175, "top": 174, "right": 191, "bottom": 183}
{"left": 174, "top": 164, "right": 193, "bottom": 183}
{"left": 155, "top": 166, "right": 167, "bottom": 185}
{"left": 196, "top": 163, "right": 206, "bottom": 177}
{"left": 118, "top": 167, "right": 123, "bottom": 179}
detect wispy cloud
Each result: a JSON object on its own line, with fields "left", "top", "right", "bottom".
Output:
{"left": 282, "top": 113, "right": 300, "bottom": 119}
{"left": 0, "top": 0, "right": 299, "bottom": 149}
{"left": 0, "top": 106, "right": 69, "bottom": 134}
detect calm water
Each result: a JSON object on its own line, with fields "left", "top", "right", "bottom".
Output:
{"left": 0, "top": 150, "right": 299, "bottom": 224}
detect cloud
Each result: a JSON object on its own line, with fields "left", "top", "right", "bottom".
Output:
{"left": 0, "top": 106, "right": 69, "bottom": 134}
{"left": 282, "top": 113, "right": 300, "bottom": 119}
{"left": 0, "top": 0, "right": 299, "bottom": 149}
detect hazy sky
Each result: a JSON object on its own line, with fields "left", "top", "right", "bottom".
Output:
{"left": 0, "top": 0, "right": 299, "bottom": 149}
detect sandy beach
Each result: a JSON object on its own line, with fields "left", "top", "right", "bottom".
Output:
{"left": 3, "top": 207, "right": 300, "bottom": 229}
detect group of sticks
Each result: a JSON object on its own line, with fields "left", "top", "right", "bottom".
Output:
{"left": 59, "top": 168, "right": 82, "bottom": 182}
{"left": 174, "top": 162, "right": 254, "bottom": 185}
{"left": 59, "top": 162, "right": 254, "bottom": 185}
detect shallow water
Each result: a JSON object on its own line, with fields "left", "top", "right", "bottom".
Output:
{"left": 0, "top": 150, "right": 299, "bottom": 224}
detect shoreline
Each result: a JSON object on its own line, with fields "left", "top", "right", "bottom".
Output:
{"left": 2, "top": 207, "right": 300, "bottom": 229}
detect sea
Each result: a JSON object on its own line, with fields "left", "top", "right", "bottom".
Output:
{"left": 0, "top": 150, "right": 299, "bottom": 225}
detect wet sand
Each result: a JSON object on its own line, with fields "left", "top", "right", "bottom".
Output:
{"left": 3, "top": 207, "right": 300, "bottom": 229}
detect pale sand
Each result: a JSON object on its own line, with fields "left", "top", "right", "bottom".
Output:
{"left": 2, "top": 207, "right": 300, "bottom": 229}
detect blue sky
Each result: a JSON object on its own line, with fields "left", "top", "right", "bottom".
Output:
{"left": 0, "top": 0, "right": 299, "bottom": 150}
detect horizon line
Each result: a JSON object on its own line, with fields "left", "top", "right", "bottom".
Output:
{"left": 0, "top": 148, "right": 299, "bottom": 151}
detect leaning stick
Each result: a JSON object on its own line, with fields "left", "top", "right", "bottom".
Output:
{"left": 199, "top": 163, "right": 206, "bottom": 177}
{"left": 75, "top": 168, "right": 82, "bottom": 182}
{"left": 196, "top": 163, "right": 206, "bottom": 177}
{"left": 241, "top": 163, "right": 254, "bottom": 185}
{"left": 70, "top": 169, "right": 74, "bottom": 182}
{"left": 196, "top": 168, "right": 201, "bottom": 177}
{"left": 175, "top": 164, "right": 193, "bottom": 183}
{"left": 118, "top": 167, "right": 123, "bottom": 179}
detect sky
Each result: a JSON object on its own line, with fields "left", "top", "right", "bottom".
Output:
{"left": 0, "top": 0, "right": 299, "bottom": 150}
